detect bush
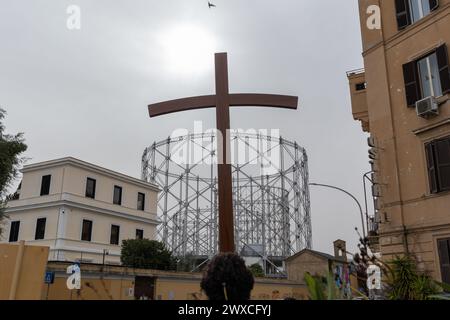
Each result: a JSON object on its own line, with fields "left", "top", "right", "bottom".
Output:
{"left": 120, "top": 239, "right": 176, "bottom": 270}
{"left": 248, "top": 263, "right": 264, "bottom": 278}
{"left": 387, "top": 256, "right": 440, "bottom": 300}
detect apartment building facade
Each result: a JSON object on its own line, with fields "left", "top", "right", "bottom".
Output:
{"left": 348, "top": 0, "right": 450, "bottom": 283}
{"left": 0, "top": 157, "right": 160, "bottom": 264}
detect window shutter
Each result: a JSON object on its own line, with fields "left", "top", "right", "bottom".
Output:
{"left": 395, "top": 0, "right": 411, "bottom": 30}
{"left": 437, "top": 239, "right": 450, "bottom": 285}
{"left": 403, "top": 61, "right": 420, "bottom": 107}
{"left": 436, "top": 44, "right": 450, "bottom": 94}
{"left": 429, "top": 0, "right": 439, "bottom": 11}
{"left": 435, "top": 138, "right": 450, "bottom": 192}
{"left": 425, "top": 142, "right": 438, "bottom": 193}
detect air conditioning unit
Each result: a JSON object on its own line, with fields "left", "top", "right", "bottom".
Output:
{"left": 416, "top": 96, "right": 439, "bottom": 118}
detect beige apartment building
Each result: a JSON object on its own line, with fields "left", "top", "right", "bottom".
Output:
{"left": 348, "top": 0, "right": 450, "bottom": 283}
{"left": 0, "top": 157, "right": 160, "bottom": 264}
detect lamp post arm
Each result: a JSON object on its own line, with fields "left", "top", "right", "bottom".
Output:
{"left": 309, "top": 182, "right": 366, "bottom": 238}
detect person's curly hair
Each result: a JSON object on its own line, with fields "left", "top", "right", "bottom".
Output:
{"left": 200, "top": 253, "right": 254, "bottom": 301}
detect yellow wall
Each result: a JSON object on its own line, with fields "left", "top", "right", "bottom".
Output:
{"left": 154, "top": 277, "right": 308, "bottom": 300}
{"left": 44, "top": 277, "right": 135, "bottom": 300}
{"left": 1, "top": 252, "right": 309, "bottom": 301}
{"left": 0, "top": 242, "right": 49, "bottom": 300}
{"left": 155, "top": 278, "right": 204, "bottom": 300}
{"left": 43, "top": 274, "right": 308, "bottom": 301}
{"left": 39, "top": 262, "right": 309, "bottom": 300}
{"left": 251, "top": 281, "right": 308, "bottom": 300}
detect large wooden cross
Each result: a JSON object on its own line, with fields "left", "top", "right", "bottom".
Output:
{"left": 148, "top": 52, "right": 298, "bottom": 253}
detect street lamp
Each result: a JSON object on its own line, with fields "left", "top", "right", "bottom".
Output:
{"left": 309, "top": 182, "right": 366, "bottom": 238}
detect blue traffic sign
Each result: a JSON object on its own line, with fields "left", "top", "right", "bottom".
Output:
{"left": 44, "top": 271, "right": 55, "bottom": 284}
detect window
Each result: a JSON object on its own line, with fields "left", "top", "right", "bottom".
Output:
{"left": 402, "top": 44, "right": 450, "bottom": 107}
{"left": 409, "top": 0, "right": 431, "bottom": 22}
{"left": 85, "top": 178, "right": 96, "bottom": 199}
{"left": 425, "top": 136, "right": 450, "bottom": 194}
{"left": 437, "top": 238, "right": 450, "bottom": 284}
{"left": 355, "top": 82, "right": 367, "bottom": 91}
{"left": 35, "top": 218, "right": 46, "bottom": 240}
{"left": 9, "top": 221, "right": 20, "bottom": 242}
{"left": 137, "top": 192, "right": 145, "bottom": 211}
{"left": 395, "top": 0, "right": 439, "bottom": 30}
{"left": 40, "top": 175, "right": 51, "bottom": 196}
{"left": 136, "top": 229, "right": 144, "bottom": 240}
{"left": 417, "top": 53, "right": 442, "bottom": 98}
{"left": 81, "top": 219, "right": 93, "bottom": 241}
{"left": 113, "top": 186, "right": 122, "bottom": 205}
{"left": 110, "top": 225, "right": 120, "bottom": 245}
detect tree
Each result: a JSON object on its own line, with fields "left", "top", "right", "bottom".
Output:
{"left": 0, "top": 108, "right": 27, "bottom": 237}
{"left": 248, "top": 263, "right": 265, "bottom": 278}
{"left": 120, "top": 239, "right": 176, "bottom": 270}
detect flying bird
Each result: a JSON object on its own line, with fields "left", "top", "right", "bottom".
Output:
{"left": 208, "top": 2, "right": 216, "bottom": 8}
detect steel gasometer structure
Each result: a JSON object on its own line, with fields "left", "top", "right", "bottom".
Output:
{"left": 142, "top": 131, "right": 312, "bottom": 275}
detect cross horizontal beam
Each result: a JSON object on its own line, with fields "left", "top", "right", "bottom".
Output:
{"left": 148, "top": 94, "right": 298, "bottom": 117}
{"left": 147, "top": 52, "right": 299, "bottom": 253}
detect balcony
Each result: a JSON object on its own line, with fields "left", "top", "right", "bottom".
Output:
{"left": 347, "top": 69, "right": 370, "bottom": 133}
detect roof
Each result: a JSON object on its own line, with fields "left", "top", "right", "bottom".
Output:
{"left": 285, "top": 248, "right": 347, "bottom": 263}
{"left": 21, "top": 157, "right": 160, "bottom": 192}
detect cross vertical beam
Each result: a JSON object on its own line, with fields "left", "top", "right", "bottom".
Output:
{"left": 147, "top": 52, "right": 298, "bottom": 254}
{"left": 214, "top": 53, "right": 235, "bottom": 252}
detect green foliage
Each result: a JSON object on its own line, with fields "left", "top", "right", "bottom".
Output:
{"left": 0, "top": 108, "right": 27, "bottom": 236}
{"left": 248, "top": 263, "right": 265, "bottom": 278}
{"left": 304, "top": 272, "right": 339, "bottom": 300}
{"left": 419, "top": 280, "right": 450, "bottom": 300}
{"left": 326, "top": 272, "right": 340, "bottom": 300}
{"left": 426, "top": 277, "right": 450, "bottom": 300}
{"left": 304, "top": 273, "right": 326, "bottom": 300}
{"left": 304, "top": 272, "right": 349, "bottom": 300}
{"left": 413, "top": 275, "right": 441, "bottom": 300}
{"left": 387, "top": 256, "right": 440, "bottom": 300}
{"left": 0, "top": 108, "right": 27, "bottom": 195}
{"left": 434, "top": 280, "right": 450, "bottom": 293}
{"left": 120, "top": 239, "right": 176, "bottom": 270}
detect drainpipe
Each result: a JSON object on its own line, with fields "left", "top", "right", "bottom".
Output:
{"left": 9, "top": 240, "right": 25, "bottom": 300}
{"left": 403, "top": 226, "right": 410, "bottom": 255}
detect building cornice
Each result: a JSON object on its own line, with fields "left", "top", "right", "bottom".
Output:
{"left": 5, "top": 197, "right": 161, "bottom": 225}
{"left": 380, "top": 222, "right": 450, "bottom": 238}
{"left": 51, "top": 244, "right": 121, "bottom": 257}
{"left": 412, "top": 116, "right": 450, "bottom": 136}
{"left": 21, "top": 157, "right": 160, "bottom": 192}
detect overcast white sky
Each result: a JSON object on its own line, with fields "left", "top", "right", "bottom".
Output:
{"left": 0, "top": 0, "right": 370, "bottom": 255}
